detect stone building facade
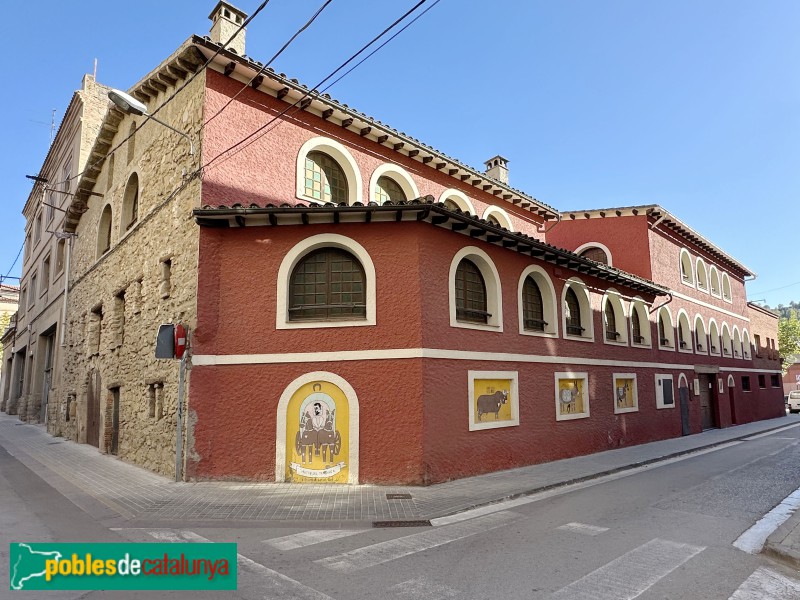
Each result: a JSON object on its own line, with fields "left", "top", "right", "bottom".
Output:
{"left": 2, "top": 75, "right": 108, "bottom": 427}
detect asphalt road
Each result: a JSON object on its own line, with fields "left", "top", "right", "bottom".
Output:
{"left": 3, "top": 425, "right": 800, "bottom": 599}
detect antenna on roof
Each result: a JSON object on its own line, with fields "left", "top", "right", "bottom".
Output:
{"left": 93, "top": 58, "right": 97, "bottom": 79}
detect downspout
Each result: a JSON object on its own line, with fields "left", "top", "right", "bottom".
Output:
{"left": 538, "top": 213, "right": 562, "bottom": 235}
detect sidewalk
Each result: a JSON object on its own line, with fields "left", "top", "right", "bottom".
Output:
{"left": 1, "top": 413, "right": 797, "bottom": 527}
{"left": 764, "top": 504, "right": 800, "bottom": 569}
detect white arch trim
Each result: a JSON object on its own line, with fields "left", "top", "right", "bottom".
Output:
{"left": 678, "top": 373, "right": 689, "bottom": 389}
{"left": 275, "top": 371, "right": 360, "bottom": 484}
{"left": 679, "top": 248, "right": 694, "bottom": 288}
{"left": 368, "top": 162, "right": 420, "bottom": 204}
{"left": 742, "top": 329, "right": 752, "bottom": 359}
{"left": 695, "top": 257, "right": 709, "bottom": 292}
{"left": 518, "top": 265, "right": 558, "bottom": 338}
{"left": 602, "top": 288, "right": 628, "bottom": 346}
{"left": 657, "top": 306, "right": 676, "bottom": 351}
{"left": 708, "top": 318, "right": 721, "bottom": 355}
{"left": 482, "top": 205, "right": 513, "bottom": 230}
{"left": 732, "top": 325, "right": 743, "bottom": 359}
{"left": 449, "top": 246, "right": 503, "bottom": 332}
{"left": 721, "top": 272, "right": 733, "bottom": 303}
{"left": 562, "top": 277, "right": 594, "bottom": 342}
{"left": 296, "top": 136, "right": 363, "bottom": 205}
{"left": 574, "top": 242, "right": 613, "bottom": 267}
{"left": 676, "top": 308, "right": 693, "bottom": 353}
{"left": 439, "top": 188, "right": 475, "bottom": 215}
{"left": 629, "top": 296, "right": 652, "bottom": 347}
{"left": 721, "top": 322, "right": 733, "bottom": 356}
{"left": 693, "top": 314, "right": 708, "bottom": 355}
{"left": 709, "top": 265, "right": 721, "bottom": 297}
{"left": 276, "top": 233, "right": 377, "bottom": 329}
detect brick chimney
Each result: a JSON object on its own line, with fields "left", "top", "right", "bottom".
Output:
{"left": 484, "top": 155, "right": 509, "bottom": 184}
{"left": 209, "top": 1, "right": 248, "bottom": 55}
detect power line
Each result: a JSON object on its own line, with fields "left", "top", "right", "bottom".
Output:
{"left": 205, "top": 0, "right": 335, "bottom": 126}
{"left": 2, "top": 243, "right": 24, "bottom": 285}
{"left": 749, "top": 280, "right": 800, "bottom": 296}
{"left": 201, "top": 0, "right": 432, "bottom": 172}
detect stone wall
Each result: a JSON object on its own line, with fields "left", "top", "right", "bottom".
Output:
{"left": 59, "top": 68, "right": 204, "bottom": 478}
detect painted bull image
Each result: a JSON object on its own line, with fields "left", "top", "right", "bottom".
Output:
{"left": 476, "top": 389, "right": 508, "bottom": 420}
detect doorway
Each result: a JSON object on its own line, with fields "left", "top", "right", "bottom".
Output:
{"left": 40, "top": 331, "right": 56, "bottom": 423}
{"left": 698, "top": 374, "right": 717, "bottom": 430}
{"left": 86, "top": 370, "right": 101, "bottom": 447}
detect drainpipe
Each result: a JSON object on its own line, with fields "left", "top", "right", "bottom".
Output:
{"left": 538, "top": 213, "right": 562, "bottom": 235}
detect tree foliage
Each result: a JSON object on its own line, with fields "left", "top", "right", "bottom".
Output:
{"left": 779, "top": 310, "right": 800, "bottom": 374}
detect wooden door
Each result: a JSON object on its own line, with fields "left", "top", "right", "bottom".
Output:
{"left": 86, "top": 370, "right": 101, "bottom": 447}
{"left": 40, "top": 333, "right": 55, "bottom": 423}
{"left": 699, "top": 374, "right": 716, "bottom": 430}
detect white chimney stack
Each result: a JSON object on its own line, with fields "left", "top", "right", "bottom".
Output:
{"left": 484, "top": 155, "right": 509, "bottom": 185}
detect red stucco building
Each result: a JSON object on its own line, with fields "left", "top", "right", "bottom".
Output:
{"left": 178, "top": 4, "right": 784, "bottom": 485}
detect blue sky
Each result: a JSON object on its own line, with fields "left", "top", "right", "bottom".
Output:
{"left": 2, "top": 1, "right": 798, "bottom": 306}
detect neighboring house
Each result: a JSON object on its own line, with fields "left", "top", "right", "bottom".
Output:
{"left": 2, "top": 74, "right": 109, "bottom": 429}
{"left": 784, "top": 360, "right": 800, "bottom": 396}
{"left": 37, "top": 2, "right": 784, "bottom": 485}
{"left": 0, "top": 285, "right": 20, "bottom": 411}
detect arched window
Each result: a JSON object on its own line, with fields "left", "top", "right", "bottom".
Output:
{"left": 565, "top": 288, "right": 582, "bottom": 336}
{"left": 721, "top": 273, "right": 732, "bottom": 302}
{"left": 742, "top": 330, "right": 751, "bottom": 359}
{"left": 680, "top": 249, "right": 693, "bottom": 284}
{"left": 581, "top": 247, "right": 609, "bottom": 265}
{"left": 708, "top": 319, "right": 720, "bottom": 354}
{"left": 677, "top": 311, "right": 692, "bottom": 352}
{"left": 486, "top": 214, "right": 501, "bottom": 227}
{"left": 438, "top": 189, "right": 475, "bottom": 215}
{"left": 518, "top": 266, "right": 557, "bottom": 337}
{"left": 602, "top": 291, "right": 627, "bottom": 344}
{"left": 97, "top": 205, "right": 113, "bottom": 258}
{"left": 303, "top": 151, "right": 348, "bottom": 204}
{"left": 733, "top": 327, "right": 743, "bottom": 358}
{"left": 709, "top": 266, "right": 721, "bottom": 296}
{"left": 522, "top": 276, "right": 545, "bottom": 331}
{"left": 373, "top": 176, "right": 406, "bottom": 204}
{"left": 127, "top": 122, "right": 136, "bottom": 164}
{"left": 122, "top": 172, "right": 139, "bottom": 230}
{"left": 289, "top": 248, "right": 366, "bottom": 322}
{"left": 455, "top": 259, "right": 488, "bottom": 324}
{"left": 694, "top": 315, "right": 707, "bottom": 353}
{"left": 482, "top": 206, "right": 512, "bottom": 230}
{"left": 630, "top": 299, "right": 650, "bottom": 346}
{"left": 721, "top": 323, "right": 732, "bottom": 356}
{"left": 696, "top": 258, "right": 708, "bottom": 291}
{"left": 658, "top": 307, "right": 675, "bottom": 349}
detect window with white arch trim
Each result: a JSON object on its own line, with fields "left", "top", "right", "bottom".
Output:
{"left": 369, "top": 163, "right": 419, "bottom": 205}
{"left": 733, "top": 326, "right": 743, "bottom": 359}
{"left": 677, "top": 310, "right": 692, "bottom": 352}
{"left": 721, "top": 272, "right": 732, "bottom": 302}
{"left": 696, "top": 258, "right": 709, "bottom": 292}
{"left": 518, "top": 266, "right": 557, "bottom": 337}
{"left": 629, "top": 298, "right": 651, "bottom": 346}
{"left": 657, "top": 307, "right": 675, "bottom": 349}
{"left": 679, "top": 249, "right": 694, "bottom": 286}
{"left": 276, "top": 234, "right": 376, "bottom": 329}
{"left": 439, "top": 189, "right": 475, "bottom": 215}
{"left": 709, "top": 265, "right": 721, "bottom": 296}
{"left": 448, "top": 247, "right": 503, "bottom": 331}
{"left": 482, "top": 206, "right": 513, "bottom": 230}
{"left": 602, "top": 290, "right": 627, "bottom": 345}
{"left": 721, "top": 323, "right": 733, "bottom": 356}
{"left": 562, "top": 279, "right": 593, "bottom": 341}
{"left": 296, "top": 137, "right": 363, "bottom": 205}
{"left": 742, "top": 329, "right": 751, "bottom": 359}
{"left": 694, "top": 315, "right": 707, "bottom": 354}
{"left": 708, "top": 319, "right": 720, "bottom": 355}
{"left": 576, "top": 242, "right": 612, "bottom": 266}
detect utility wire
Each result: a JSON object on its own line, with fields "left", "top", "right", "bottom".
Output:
{"left": 205, "top": 0, "right": 335, "bottom": 126}
{"left": 2, "top": 243, "right": 25, "bottom": 286}
{"left": 201, "top": 0, "right": 431, "bottom": 171}
{"left": 748, "top": 280, "right": 800, "bottom": 296}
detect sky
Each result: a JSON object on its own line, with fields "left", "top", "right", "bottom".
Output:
{"left": 2, "top": 1, "right": 798, "bottom": 306}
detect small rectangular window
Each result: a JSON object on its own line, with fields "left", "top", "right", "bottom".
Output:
{"left": 55, "top": 239, "right": 65, "bottom": 274}
{"left": 741, "top": 376, "right": 751, "bottom": 392}
{"left": 754, "top": 334, "right": 761, "bottom": 356}
{"left": 758, "top": 375, "right": 766, "bottom": 389}
{"left": 41, "top": 255, "right": 50, "bottom": 296}
{"left": 656, "top": 374, "right": 675, "bottom": 409}
{"left": 771, "top": 374, "right": 781, "bottom": 388}
{"left": 29, "top": 274, "right": 37, "bottom": 307}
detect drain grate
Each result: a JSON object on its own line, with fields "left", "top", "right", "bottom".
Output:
{"left": 386, "top": 493, "right": 412, "bottom": 500}
{"left": 47, "top": 442, "right": 62, "bottom": 445}
{"left": 373, "top": 520, "right": 431, "bottom": 528}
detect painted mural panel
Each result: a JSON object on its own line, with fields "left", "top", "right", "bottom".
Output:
{"left": 554, "top": 372, "right": 590, "bottom": 421}
{"left": 285, "top": 381, "right": 349, "bottom": 483}
{"left": 613, "top": 373, "right": 638, "bottom": 414}
{"left": 468, "top": 371, "right": 519, "bottom": 431}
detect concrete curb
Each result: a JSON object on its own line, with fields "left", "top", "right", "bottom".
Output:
{"left": 763, "top": 511, "right": 800, "bottom": 570}
{"left": 420, "top": 421, "right": 797, "bottom": 523}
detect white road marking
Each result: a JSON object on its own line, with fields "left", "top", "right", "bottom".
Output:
{"left": 729, "top": 567, "right": 800, "bottom": 599}
{"left": 316, "top": 510, "right": 517, "bottom": 572}
{"left": 733, "top": 486, "right": 800, "bottom": 554}
{"left": 264, "top": 529, "right": 366, "bottom": 550}
{"left": 552, "top": 538, "right": 705, "bottom": 600}
{"left": 557, "top": 522, "right": 609, "bottom": 536}
{"left": 388, "top": 577, "right": 462, "bottom": 599}
{"left": 139, "top": 529, "right": 335, "bottom": 600}
{"left": 742, "top": 422, "right": 800, "bottom": 440}
{"left": 431, "top": 441, "right": 742, "bottom": 526}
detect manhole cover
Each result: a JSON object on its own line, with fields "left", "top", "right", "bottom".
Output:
{"left": 386, "top": 493, "right": 412, "bottom": 500}
{"left": 373, "top": 520, "right": 431, "bottom": 528}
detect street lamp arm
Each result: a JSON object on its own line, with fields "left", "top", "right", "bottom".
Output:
{"left": 147, "top": 113, "right": 195, "bottom": 156}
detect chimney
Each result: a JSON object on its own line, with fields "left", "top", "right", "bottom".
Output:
{"left": 484, "top": 155, "right": 509, "bottom": 185}
{"left": 209, "top": 1, "right": 248, "bottom": 55}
